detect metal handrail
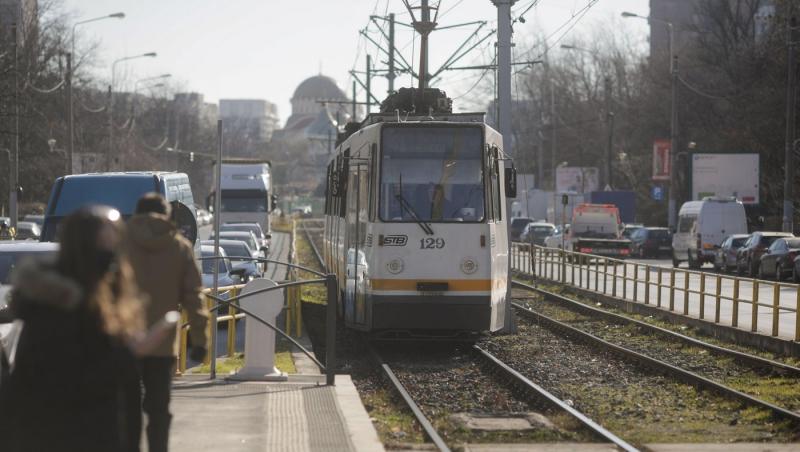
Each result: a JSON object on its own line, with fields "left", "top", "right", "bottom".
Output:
{"left": 198, "top": 255, "right": 327, "bottom": 278}
{"left": 510, "top": 242, "right": 800, "bottom": 340}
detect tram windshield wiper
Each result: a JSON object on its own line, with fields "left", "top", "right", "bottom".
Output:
{"left": 396, "top": 174, "right": 434, "bottom": 235}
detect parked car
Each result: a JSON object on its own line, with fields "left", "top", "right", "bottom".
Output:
{"left": 14, "top": 221, "right": 41, "bottom": 241}
{"left": 621, "top": 224, "right": 644, "bottom": 239}
{"left": 736, "top": 232, "right": 795, "bottom": 277}
{"left": 629, "top": 227, "right": 672, "bottom": 258}
{"left": 199, "top": 245, "right": 246, "bottom": 288}
{"left": 510, "top": 217, "right": 535, "bottom": 242}
{"left": 520, "top": 222, "right": 556, "bottom": 247}
{"left": 211, "top": 230, "right": 262, "bottom": 260}
{"left": 22, "top": 214, "right": 44, "bottom": 227}
{"left": 713, "top": 234, "right": 749, "bottom": 272}
{"left": 220, "top": 222, "right": 270, "bottom": 254}
{"left": 201, "top": 239, "right": 262, "bottom": 280}
{"left": 544, "top": 225, "right": 569, "bottom": 249}
{"left": 672, "top": 197, "right": 748, "bottom": 269}
{"left": 0, "top": 242, "right": 59, "bottom": 370}
{"left": 757, "top": 237, "right": 800, "bottom": 280}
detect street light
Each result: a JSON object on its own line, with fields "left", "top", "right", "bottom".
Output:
{"left": 67, "top": 12, "right": 126, "bottom": 175}
{"left": 622, "top": 11, "right": 678, "bottom": 228}
{"left": 108, "top": 52, "right": 158, "bottom": 171}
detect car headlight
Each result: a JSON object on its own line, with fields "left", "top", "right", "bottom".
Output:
{"left": 386, "top": 258, "right": 404, "bottom": 274}
{"left": 460, "top": 257, "right": 478, "bottom": 274}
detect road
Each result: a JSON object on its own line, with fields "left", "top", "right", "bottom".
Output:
{"left": 512, "top": 248, "right": 800, "bottom": 341}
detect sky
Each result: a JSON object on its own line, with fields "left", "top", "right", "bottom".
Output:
{"left": 61, "top": 0, "right": 649, "bottom": 124}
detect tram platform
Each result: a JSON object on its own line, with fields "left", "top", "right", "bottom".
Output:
{"left": 168, "top": 374, "right": 384, "bottom": 452}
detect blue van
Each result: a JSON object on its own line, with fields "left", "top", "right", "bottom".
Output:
{"left": 41, "top": 172, "right": 197, "bottom": 242}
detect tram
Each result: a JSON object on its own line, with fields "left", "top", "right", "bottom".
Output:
{"left": 323, "top": 88, "right": 516, "bottom": 336}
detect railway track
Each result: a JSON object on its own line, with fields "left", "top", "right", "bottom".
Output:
{"left": 370, "top": 343, "right": 637, "bottom": 451}
{"left": 297, "top": 219, "right": 324, "bottom": 269}
{"left": 511, "top": 282, "right": 800, "bottom": 425}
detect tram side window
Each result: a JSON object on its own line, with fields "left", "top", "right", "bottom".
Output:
{"left": 491, "top": 155, "right": 502, "bottom": 221}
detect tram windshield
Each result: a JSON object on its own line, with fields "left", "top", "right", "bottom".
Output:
{"left": 380, "top": 126, "right": 485, "bottom": 223}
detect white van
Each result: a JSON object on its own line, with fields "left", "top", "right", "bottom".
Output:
{"left": 672, "top": 197, "right": 748, "bottom": 268}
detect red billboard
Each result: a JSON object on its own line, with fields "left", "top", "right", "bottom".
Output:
{"left": 652, "top": 139, "right": 671, "bottom": 181}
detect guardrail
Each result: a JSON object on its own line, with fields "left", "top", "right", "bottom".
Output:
{"left": 511, "top": 243, "right": 800, "bottom": 341}
{"left": 177, "top": 254, "right": 338, "bottom": 385}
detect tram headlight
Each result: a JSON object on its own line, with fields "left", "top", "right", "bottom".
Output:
{"left": 460, "top": 257, "right": 478, "bottom": 274}
{"left": 386, "top": 258, "right": 404, "bottom": 274}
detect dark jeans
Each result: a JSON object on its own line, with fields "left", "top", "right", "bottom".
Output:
{"left": 127, "top": 357, "right": 175, "bottom": 452}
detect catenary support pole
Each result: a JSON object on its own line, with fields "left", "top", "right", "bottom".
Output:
{"left": 668, "top": 55, "right": 679, "bottom": 229}
{"left": 784, "top": 16, "right": 797, "bottom": 233}
{"left": 352, "top": 81, "right": 357, "bottom": 121}
{"left": 604, "top": 76, "right": 614, "bottom": 189}
{"left": 66, "top": 52, "right": 74, "bottom": 175}
{"left": 366, "top": 54, "right": 372, "bottom": 114}
{"left": 388, "top": 13, "right": 396, "bottom": 93}
{"left": 10, "top": 23, "right": 19, "bottom": 229}
{"left": 494, "top": 0, "right": 517, "bottom": 333}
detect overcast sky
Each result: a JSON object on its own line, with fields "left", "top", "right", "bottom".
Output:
{"left": 62, "top": 0, "right": 649, "bottom": 123}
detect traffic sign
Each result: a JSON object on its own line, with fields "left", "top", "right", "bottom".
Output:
{"left": 651, "top": 186, "right": 664, "bottom": 201}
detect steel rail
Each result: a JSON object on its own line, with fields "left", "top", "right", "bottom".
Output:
{"left": 369, "top": 346, "right": 451, "bottom": 452}
{"left": 473, "top": 346, "right": 639, "bottom": 452}
{"left": 299, "top": 219, "right": 325, "bottom": 270}
{"left": 512, "top": 280, "right": 800, "bottom": 376}
{"left": 512, "top": 303, "right": 800, "bottom": 424}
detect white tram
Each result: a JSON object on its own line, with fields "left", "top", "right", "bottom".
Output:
{"left": 323, "top": 89, "right": 516, "bottom": 335}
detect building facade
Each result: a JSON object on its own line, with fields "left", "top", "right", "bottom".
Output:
{"left": 219, "top": 98, "right": 280, "bottom": 145}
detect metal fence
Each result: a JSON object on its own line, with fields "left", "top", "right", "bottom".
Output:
{"left": 511, "top": 243, "right": 800, "bottom": 341}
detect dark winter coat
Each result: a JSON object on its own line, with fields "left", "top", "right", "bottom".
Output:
{"left": 0, "top": 260, "right": 137, "bottom": 452}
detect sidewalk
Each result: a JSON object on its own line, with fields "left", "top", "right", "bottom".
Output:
{"left": 169, "top": 374, "right": 383, "bottom": 452}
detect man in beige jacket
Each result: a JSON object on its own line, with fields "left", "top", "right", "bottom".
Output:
{"left": 126, "top": 193, "right": 208, "bottom": 452}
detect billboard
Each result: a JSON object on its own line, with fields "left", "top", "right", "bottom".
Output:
{"left": 690, "top": 153, "right": 759, "bottom": 204}
{"left": 555, "top": 166, "right": 599, "bottom": 193}
{"left": 652, "top": 139, "right": 671, "bottom": 181}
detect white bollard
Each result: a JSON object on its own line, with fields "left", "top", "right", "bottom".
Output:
{"left": 230, "top": 279, "right": 287, "bottom": 381}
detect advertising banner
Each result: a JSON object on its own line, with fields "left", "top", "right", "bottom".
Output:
{"left": 690, "top": 153, "right": 759, "bottom": 204}
{"left": 555, "top": 167, "right": 599, "bottom": 193}
{"left": 652, "top": 139, "right": 671, "bottom": 181}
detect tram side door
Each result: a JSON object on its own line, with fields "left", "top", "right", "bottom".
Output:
{"left": 344, "top": 163, "right": 368, "bottom": 328}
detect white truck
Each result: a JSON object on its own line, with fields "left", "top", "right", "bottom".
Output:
{"left": 214, "top": 161, "right": 275, "bottom": 236}
{"left": 561, "top": 203, "right": 632, "bottom": 258}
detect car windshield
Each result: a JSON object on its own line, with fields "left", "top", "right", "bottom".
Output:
{"left": 221, "top": 224, "right": 263, "bottom": 238}
{"left": 732, "top": 237, "right": 748, "bottom": 247}
{"left": 786, "top": 239, "right": 800, "bottom": 248}
{"left": 217, "top": 233, "right": 256, "bottom": 250}
{"left": 761, "top": 235, "right": 785, "bottom": 247}
{"left": 380, "top": 126, "right": 484, "bottom": 223}
{"left": 529, "top": 226, "right": 554, "bottom": 236}
{"left": 220, "top": 242, "right": 251, "bottom": 259}
{"left": 201, "top": 254, "right": 229, "bottom": 274}
{"left": 0, "top": 251, "right": 56, "bottom": 284}
{"left": 53, "top": 177, "right": 157, "bottom": 216}
{"left": 649, "top": 230, "right": 670, "bottom": 238}
{"left": 511, "top": 219, "right": 532, "bottom": 229}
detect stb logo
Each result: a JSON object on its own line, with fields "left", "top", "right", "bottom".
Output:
{"left": 383, "top": 235, "right": 408, "bottom": 246}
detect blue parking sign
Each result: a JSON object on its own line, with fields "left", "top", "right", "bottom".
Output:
{"left": 652, "top": 186, "right": 664, "bottom": 201}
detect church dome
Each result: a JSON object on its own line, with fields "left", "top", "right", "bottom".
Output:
{"left": 292, "top": 75, "right": 346, "bottom": 101}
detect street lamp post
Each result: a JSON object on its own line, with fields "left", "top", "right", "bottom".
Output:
{"left": 622, "top": 11, "right": 677, "bottom": 228}
{"left": 108, "top": 52, "right": 157, "bottom": 171}
{"left": 68, "top": 12, "right": 125, "bottom": 175}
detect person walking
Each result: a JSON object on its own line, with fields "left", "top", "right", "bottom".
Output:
{"left": 126, "top": 193, "right": 208, "bottom": 452}
{"left": 0, "top": 206, "right": 144, "bottom": 452}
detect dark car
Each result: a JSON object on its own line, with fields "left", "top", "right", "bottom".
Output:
{"left": 757, "top": 237, "right": 800, "bottom": 281}
{"left": 713, "top": 234, "right": 749, "bottom": 272}
{"left": 736, "top": 232, "right": 794, "bottom": 277}
{"left": 629, "top": 227, "right": 672, "bottom": 258}
{"left": 621, "top": 224, "right": 644, "bottom": 239}
{"left": 510, "top": 217, "right": 535, "bottom": 242}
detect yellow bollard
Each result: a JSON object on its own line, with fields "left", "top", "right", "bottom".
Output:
{"left": 772, "top": 283, "right": 780, "bottom": 337}
{"left": 751, "top": 280, "right": 760, "bottom": 332}
{"left": 732, "top": 278, "right": 740, "bottom": 327}
{"left": 227, "top": 287, "right": 238, "bottom": 358}
{"left": 178, "top": 309, "right": 189, "bottom": 374}
{"left": 203, "top": 295, "right": 213, "bottom": 367}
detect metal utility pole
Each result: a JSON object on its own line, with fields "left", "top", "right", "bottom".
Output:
{"left": 388, "top": 13, "right": 396, "bottom": 93}
{"left": 783, "top": 16, "right": 798, "bottom": 234}
{"left": 66, "top": 52, "right": 74, "bottom": 175}
{"left": 210, "top": 119, "right": 223, "bottom": 380}
{"left": 366, "top": 54, "right": 372, "bottom": 114}
{"left": 351, "top": 81, "right": 357, "bottom": 121}
{"left": 107, "top": 85, "right": 113, "bottom": 171}
{"left": 10, "top": 23, "right": 19, "bottom": 229}
{"left": 668, "top": 55, "right": 679, "bottom": 229}
{"left": 550, "top": 82, "right": 557, "bottom": 191}
{"left": 604, "top": 76, "right": 614, "bottom": 189}
{"left": 494, "top": 0, "right": 515, "bottom": 156}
